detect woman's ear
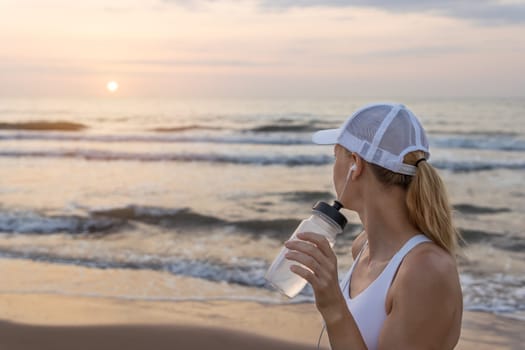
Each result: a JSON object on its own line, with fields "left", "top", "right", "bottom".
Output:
{"left": 351, "top": 154, "right": 364, "bottom": 180}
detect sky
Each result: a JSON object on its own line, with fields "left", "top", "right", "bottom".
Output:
{"left": 1, "top": 0, "right": 524, "bottom": 98}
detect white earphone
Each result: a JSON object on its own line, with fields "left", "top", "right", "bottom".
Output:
{"left": 346, "top": 164, "right": 357, "bottom": 181}
{"left": 338, "top": 163, "right": 357, "bottom": 202}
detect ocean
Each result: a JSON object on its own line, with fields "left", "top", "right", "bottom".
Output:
{"left": 0, "top": 97, "right": 524, "bottom": 319}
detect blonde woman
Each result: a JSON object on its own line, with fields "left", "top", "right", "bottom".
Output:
{"left": 284, "top": 103, "right": 463, "bottom": 350}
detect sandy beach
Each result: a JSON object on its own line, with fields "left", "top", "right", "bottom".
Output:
{"left": 0, "top": 258, "right": 523, "bottom": 350}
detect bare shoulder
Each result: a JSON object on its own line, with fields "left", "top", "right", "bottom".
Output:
{"left": 399, "top": 242, "right": 459, "bottom": 286}
{"left": 351, "top": 230, "right": 368, "bottom": 260}
{"left": 391, "top": 241, "right": 463, "bottom": 314}
{"left": 381, "top": 242, "right": 463, "bottom": 349}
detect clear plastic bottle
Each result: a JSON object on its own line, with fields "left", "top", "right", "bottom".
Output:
{"left": 265, "top": 201, "right": 347, "bottom": 298}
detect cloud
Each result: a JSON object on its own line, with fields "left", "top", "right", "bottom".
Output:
{"left": 259, "top": 0, "right": 525, "bottom": 25}
{"left": 347, "top": 45, "right": 473, "bottom": 62}
{"left": 113, "top": 58, "right": 279, "bottom": 67}
{"left": 163, "top": 0, "right": 525, "bottom": 25}
{"left": 160, "top": 0, "right": 223, "bottom": 11}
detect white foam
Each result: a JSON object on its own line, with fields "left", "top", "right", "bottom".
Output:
{"left": 461, "top": 273, "right": 525, "bottom": 317}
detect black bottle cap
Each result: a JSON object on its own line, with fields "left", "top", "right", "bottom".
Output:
{"left": 312, "top": 200, "right": 347, "bottom": 230}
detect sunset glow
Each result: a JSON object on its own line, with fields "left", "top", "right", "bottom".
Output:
{"left": 0, "top": 1, "right": 524, "bottom": 98}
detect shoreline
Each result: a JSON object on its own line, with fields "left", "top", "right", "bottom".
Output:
{"left": 0, "top": 258, "right": 524, "bottom": 349}
{"left": 1, "top": 293, "right": 524, "bottom": 349}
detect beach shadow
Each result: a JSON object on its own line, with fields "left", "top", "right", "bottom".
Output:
{"left": 0, "top": 321, "right": 319, "bottom": 350}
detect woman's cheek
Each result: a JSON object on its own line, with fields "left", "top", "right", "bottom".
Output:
{"left": 333, "top": 171, "right": 342, "bottom": 197}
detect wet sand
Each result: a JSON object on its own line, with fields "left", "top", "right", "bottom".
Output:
{"left": 0, "top": 258, "right": 523, "bottom": 349}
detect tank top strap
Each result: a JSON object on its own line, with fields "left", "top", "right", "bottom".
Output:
{"left": 379, "top": 234, "right": 432, "bottom": 283}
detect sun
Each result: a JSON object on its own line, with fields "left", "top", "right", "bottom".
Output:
{"left": 106, "top": 81, "right": 119, "bottom": 93}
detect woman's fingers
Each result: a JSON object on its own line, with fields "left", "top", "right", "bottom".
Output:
{"left": 285, "top": 251, "right": 322, "bottom": 276}
{"left": 296, "top": 232, "right": 334, "bottom": 259}
{"left": 289, "top": 264, "right": 317, "bottom": 287}
{"left": 284, "top": 238, "right": 329, "bottom": 267}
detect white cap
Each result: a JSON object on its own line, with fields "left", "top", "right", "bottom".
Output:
{"left": 312, "top": 102, "right": 430, "bottom": 176}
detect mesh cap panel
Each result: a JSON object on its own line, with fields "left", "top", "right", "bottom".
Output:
{"left": 313, "top": 102, "right": 430, "bottom": 176}
{"left": 377, "top": 109, "right": 416, "bottom": 156}
{"left": 346, "top": 105, "right": 390, "bottom": 144}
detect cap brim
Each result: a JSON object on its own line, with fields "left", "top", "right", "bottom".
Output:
{"left": 312, "top": 128, "right": 340, "bottom": 145}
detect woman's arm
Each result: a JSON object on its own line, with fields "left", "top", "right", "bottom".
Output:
{"left": 377, "top": 246, "right": 463, "bottom": 349}
{"left": 285, "top": 233, "right": 462, "bottom": 350}
{"left": 285, "top": 232, "right": 367, "bottom": 350}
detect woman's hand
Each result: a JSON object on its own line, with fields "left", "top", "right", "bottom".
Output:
{"left": 286, "top": 232, "right": 369, "bottom": 349}
{"left": 284, "top": 232, "right": 346, "bottom": 321}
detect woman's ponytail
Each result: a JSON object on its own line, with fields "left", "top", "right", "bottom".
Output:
{"left": 405, "top": 153, "right": 460, "bottom": 256}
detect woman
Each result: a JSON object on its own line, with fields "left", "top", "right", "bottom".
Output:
{"left": 284, "top": 102, "right": 463, "bottom": 349}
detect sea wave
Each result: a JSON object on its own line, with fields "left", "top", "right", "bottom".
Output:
{"left": 279, "top": 191, "right": 335, "bottom": 203}
{"left": 0, "top": 204, "right": 366, "bottom": 239}
{"left": 432, "top": 136, "right": 525, "bottom": 152}
{"left": 152, "top": 122, "right": 320, "bottom": 133}
{"left": 0, "top": 132, "right": 311, "bottom": 145}
{"left": 0, "top": 149, "right": 332, "bottom": 166}
{"left": 151, "top": 125, "right": 224, "bottom": 132}
{"left": 453, "top": 203, "right": 511, "bottom": 215}
{"left": 0, "top": 210, "right": 126, "bottom": 234}
{"left": 0, "top": 205, "right": 302, "bottom": 237}
{"left": 461, "top": 273, "right": 525, "bottom": 316}
{"left": 2, "top": 204, "right": 520, "bottom": 251}
{"left": 248, "top": 123, "right": 319, "bottom": 133}
{"left": 1, "top": 148, "right": 525, "bottom": 171}
{"left": 0, "top": 246, "right": 523, "bottom": 315}
{"left": 429, "top": 130, "right": 520, "bottom": 137}
{"left": 91, "top": 205, "right": 313, "bottom": 237}
{"left": 90, "top": 205, "right": 226, "bottom": 227}
{"left": 2, "top": 129, "right": 525, "bottom": 152}
{"left": 0, "top": 121, "right": 86, "bottom": 131}
{"left": 430, "top": 160, "right": 525, "bottom": 172}
{"left": 460, "top": 229, "right": 525, "bottom": 252}
{"left": 0, "top": 248, "right": 270, "bottom": 288}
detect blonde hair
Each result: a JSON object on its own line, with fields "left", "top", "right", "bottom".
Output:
{"left": 348, "top": 149, "right": 461, "bottom": 256}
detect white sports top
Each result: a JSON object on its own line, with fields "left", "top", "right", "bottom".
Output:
{"left": 339, "top": 234, "right": 432, "bottom": 350}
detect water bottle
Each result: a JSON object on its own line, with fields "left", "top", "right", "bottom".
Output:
{"left": 265, "top": 200, "right": 347, "bottom": 298}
